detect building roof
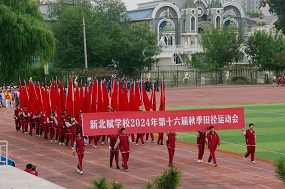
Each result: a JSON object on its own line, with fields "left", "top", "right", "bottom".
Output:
{"left": 250, "top": 15, "right": 278, "bottom": 26}
{"left": 127, "top": 8, "right": 153, "bottom": 21}
{"left": 183, "top": 0, "right": 197, "bottom": 9}
{"left": 244, "top": 18, "right": 257, "bottom": 26}
{"left": 209, "top": 0, "right": 222, "bottom": 8}
{"left": 162, "top": 23, "right": 175, "bottom": 33}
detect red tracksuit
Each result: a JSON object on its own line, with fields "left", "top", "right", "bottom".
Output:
{"left": 244, "top": 129, "right": 256, "bottom": 161}
{"left": 48, "top": 115, "right": 55, "bottom": 141}
{"left": 197, "top": 131, "right": 206, "bottom": 160}
{"left": 108, "top": 134, "right": 119, "bottom": 167}
{"left": 166, "top": 132, "right": 177, "bottom": 166}
{"left": 59, "top": 117, "right": 67, "bottom": 144}
{"left": 28, "top": 112, "right": 33, "bottom": 136}
{"left": 22, "top": 110, "right": 29, "bottom": 133}
{"left": 24, "top": 169, "right": 38, "bottom": 176}
{"left": 207, "top": 132, "right": 220, "bottom": 164}
{"left": 74, "top": 137, "right": 85, "bottom": 171}
{"left": 115, "top": 135, "right": 130, "bottom": 170}
{"left": 146, "top": 133, "right": 154, "bottom": 142}
{"left": 157, "top": 133, "right": 164, "bottom": 145}
{"left": 13, "top": 108, "right": 20, "bottom": 131}
{"left": 41, "top": 113, "right": 48, "bottom": 139}
{"left": 135, "top": 133, "right": 145, "bottom": 145}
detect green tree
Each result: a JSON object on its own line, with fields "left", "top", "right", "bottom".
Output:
{"left": 112, "top": 22, "right": 160, "bottom": 78}
{"left": 88, "top": 177, "right": 123, "bottom": 189}
{"left": 245, "top": 30, "right": 285, "bottom": 73}
{"left": 261, "top": 0, "right": 285, "bottom": 35}
{"left": 274, "top": 158, "right": 285, "bottom": 184}
{"left": 191, "top": 26, "right": 243, "bottom": 83}
{"left": 52, "top": 6, "right": 112, "bottom": 68}
{"left": 245, "top": 11, "right": 261, "bottom": 18}
{"left": 49, "top": 0, "right": 160, "bottom": 78}
{"left": 0, "top": 0, "right": 55, "bottom": 83}
{"left": 144, "top": 166, "right": 182, "bottom": 189}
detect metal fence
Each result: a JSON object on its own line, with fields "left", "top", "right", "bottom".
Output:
{"left": 142, "top": 65, "right": 272, "bottom": 87}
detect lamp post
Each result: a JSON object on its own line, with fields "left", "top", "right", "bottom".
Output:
{"left": 83, "top": 17, "right": 88, "bottom": 69}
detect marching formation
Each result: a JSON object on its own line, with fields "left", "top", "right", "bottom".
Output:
{"left": 11, "top": 77, "right": 256, "bottom": 175}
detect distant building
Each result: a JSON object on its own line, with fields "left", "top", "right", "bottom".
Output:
{"left": 126, "top": 0, "right": 277, "bottom": 69}
{"left": 241, "top": 0, "right": 260, "bottom": 12}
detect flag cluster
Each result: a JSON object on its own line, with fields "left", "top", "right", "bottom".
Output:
{"left": 19, "top": 78, "right": 166, "bottom": 118}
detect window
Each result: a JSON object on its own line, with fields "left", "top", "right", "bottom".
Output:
{"left": 216, "top": 16, "right": 221, "bottom": 29}
{"left": 191, "top": 17, "right": 195, "bottom": 31}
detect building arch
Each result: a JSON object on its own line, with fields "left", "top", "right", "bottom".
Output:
{"left": 152, "top": 3, "right": 181, "bottom": 19}
{"left": 223, "top": 3, "right": 245, "bottom": 18}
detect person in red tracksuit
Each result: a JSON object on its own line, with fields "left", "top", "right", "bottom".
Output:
{"left": 114, "top": 128, "right": 132, "bottom": 172}
{"left": 108, "top": 134, "right": 120, "bottom": 169}
{"left": 22, "top": 105, "right": 29, "bottom": 133}
{"left": 166, "top": 132, "right": 178, "bottom": 166}
{"left": 41, "top": 110, "right": 48, "bottom": 140}
{"left": 73, "top": 131, "right": 85, "bottom": 175}
{"left": 58, "top": 113, "right": 67, "bottom": 145}
{"left": 197, "top": 130, "right": 206, "bottom": 163}
{"left": 65, "top": 115, "right": 77, "bottom": 149}
{"left": 135, "top": 133, "right": 145, "bottom": 146}
{"left": 13, "top": 105, "right": 20, "bottom": 131}
{"left": 241, "top": 123, "right": 256, "bottom": 164}
{"left": 206, "top": 126, "right": 220, "bottom": 167}
{"left": 157, "top": 133, "right": 164, "bottom": 145}
{"left": 145, "top": 133, "right": 155, "bottom": 143}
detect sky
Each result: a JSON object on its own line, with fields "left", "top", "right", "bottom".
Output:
{"left": 122, "top": 0, "right": 152, "bottom": 10}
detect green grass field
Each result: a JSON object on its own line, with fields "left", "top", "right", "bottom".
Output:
{"left": 168, "top": 103, "right": 285, "bottom": 162}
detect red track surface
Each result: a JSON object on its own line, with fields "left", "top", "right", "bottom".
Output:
{"left": 1, "top": 85, "right": 285, "bottom": 189}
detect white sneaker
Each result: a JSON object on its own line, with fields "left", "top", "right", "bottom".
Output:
{"left": 244, "top": 156, "right": 246, "bottom": 161}
{"left": 146, "top": 140, "right": 149, "bottom": 143}
{"left": 142, "top": 144, "right": 145, "bottom": 146}
{"left": 71, "top": 147, "right": 74, "bottom": 150}
{"left": 208, "top": 162, "right": 212, "bottom": 165}
{"left": 50, "top": 140, "right": 53, "bottom": 143}
{"left": 152, "top": 141, "right": 155, "bottom": 143}
{"left": 132, "top": 142, "right": 135, "bottom": 144}
{"left": 94, "top": 146, "right": 98, "bottom": 148}
{"left": 135, "top": 143, "right": 138, "bottom": 146}
{"left": 76, "top": 168, "right": 80, "bottom": 173}
{"left": 200, "top": 160, "right": 203, "bottom": 163}
{"left": 101, "top": 142, "right": 104, "bottom": 145}
{"left": 197, "top": 160, "right": 201, "bottom": 163}
{"left": 252, "top": 161, "right": 256, "bottom": 164}
{"left": 59, "top": 142, "right": 62, "bottom": 145}
{"left": 79, "top": 171, "right": 83, "bottom": 175}
{"left": 55, "top": 140, "right": 58, "bottom": 143}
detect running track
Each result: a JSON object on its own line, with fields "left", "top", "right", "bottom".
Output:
{"left": 1, "top": 85, "right": 284, "bottom": 189}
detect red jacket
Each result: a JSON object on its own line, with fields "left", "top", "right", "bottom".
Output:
{"left": 117, "top": 135, "right": 130, "bottom": 153}
{"left": 108, "top": 134, "right": 119, "bottom": 151}
{"left": 41, "top": 113, "right": 47, "bottom": 124}
{"left": 197, "top": 131, "right": 206, "bottom": 145}
{"left": 14, "top": 108, "right": 20, "bottom": 119}
{"left": 245, "top": 129, "right": 256, "bottom": 145}
{"left": 166, "top": 132, "right": 177, "bottom": 148}
{"left": 24, "top": 169, "right": 38, "bottom": 176}
{"left": 207, "top": 132, "right": 220, "bottom": 149}
{"left": 74, "top": 137, "right": 85, "bottom": 154}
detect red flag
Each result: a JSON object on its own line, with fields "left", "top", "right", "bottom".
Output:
{"left": 84, "top": 86, "right": 91, "bottom": 113}
{"left": 74, "top": 85, "right": 80, "bottom": 117}
{"left": 41, "top": 85, "right": 50, "bottom": 116}
{"left": 134, "top": 82, "right": 141, "bottom": 111}
{"left": 151, "top": 84, "right": 156, "bottom": 111}
{"left": 159, "top": 79, "right": 165, "bottom": 111}
{"left": 36, "top": 83, "right": 43, "bottom": 113}
{"left": 80, "top": 83, "right": 84, "bottom": 112}
{"left": 90, "top": 80, "right": 98, "bottom": 113}
{"left": 129, "top": 83, "right": 135, "bottom": 111}
{"left": 123, "top": 82, "right": 130, "bottom": 111}
{"left": 66, "top": 78, "right": 74, "bottom": 116}
{"left": 111, "top": 80, "right": 118, "bottom": 111}
{"left": 28, "top": 81, "right": 37, "bottom": 114}
{"left": 141, "top": 81, "right": 151, "bottom": 111}
{"left": 102, "top": 82, "right": 109, "bottom": 112}
{"left": 59, "top": 81, "right": 65, "bottom": 112}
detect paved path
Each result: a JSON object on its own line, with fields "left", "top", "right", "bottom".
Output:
{"left": 1, "top": 85, "right": 284, "bottom": 189}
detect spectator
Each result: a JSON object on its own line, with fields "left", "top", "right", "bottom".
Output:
{"left": 24, "top": 164, "right": 38, "bottom": 176}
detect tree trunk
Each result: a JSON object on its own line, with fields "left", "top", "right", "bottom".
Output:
{"left": 219, "top": 69, "right": 223, "bottom": 84}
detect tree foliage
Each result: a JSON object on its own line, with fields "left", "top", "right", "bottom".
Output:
{"left": 144, "top": 166, "right": 182, "bottom": 189}
{"left": 261, "top": 0, "right": 285, "bottom": 35}
{"left": 245, "top": 30, "right": 285, "bottom": 73}
{"left": 49, "top": 0, "right": 159, "bottom": 78}
{"left": 274, "top": 158, "right": 285, "bottom": 184}
{"left": 191, "top": 26, "right": 243, "bottom": 83}
{"left": 88, "top": 177, "right": 123, "bottom": 189}
{"left": 0, "top": 0, "right": 55, "bottom": 83}
{"left": 245, "top": 11, "right": 261, "bottom": 18}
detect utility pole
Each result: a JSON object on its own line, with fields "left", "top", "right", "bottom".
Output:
{"left": 83, "top": 17, "right": 88, "bottom": 69}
